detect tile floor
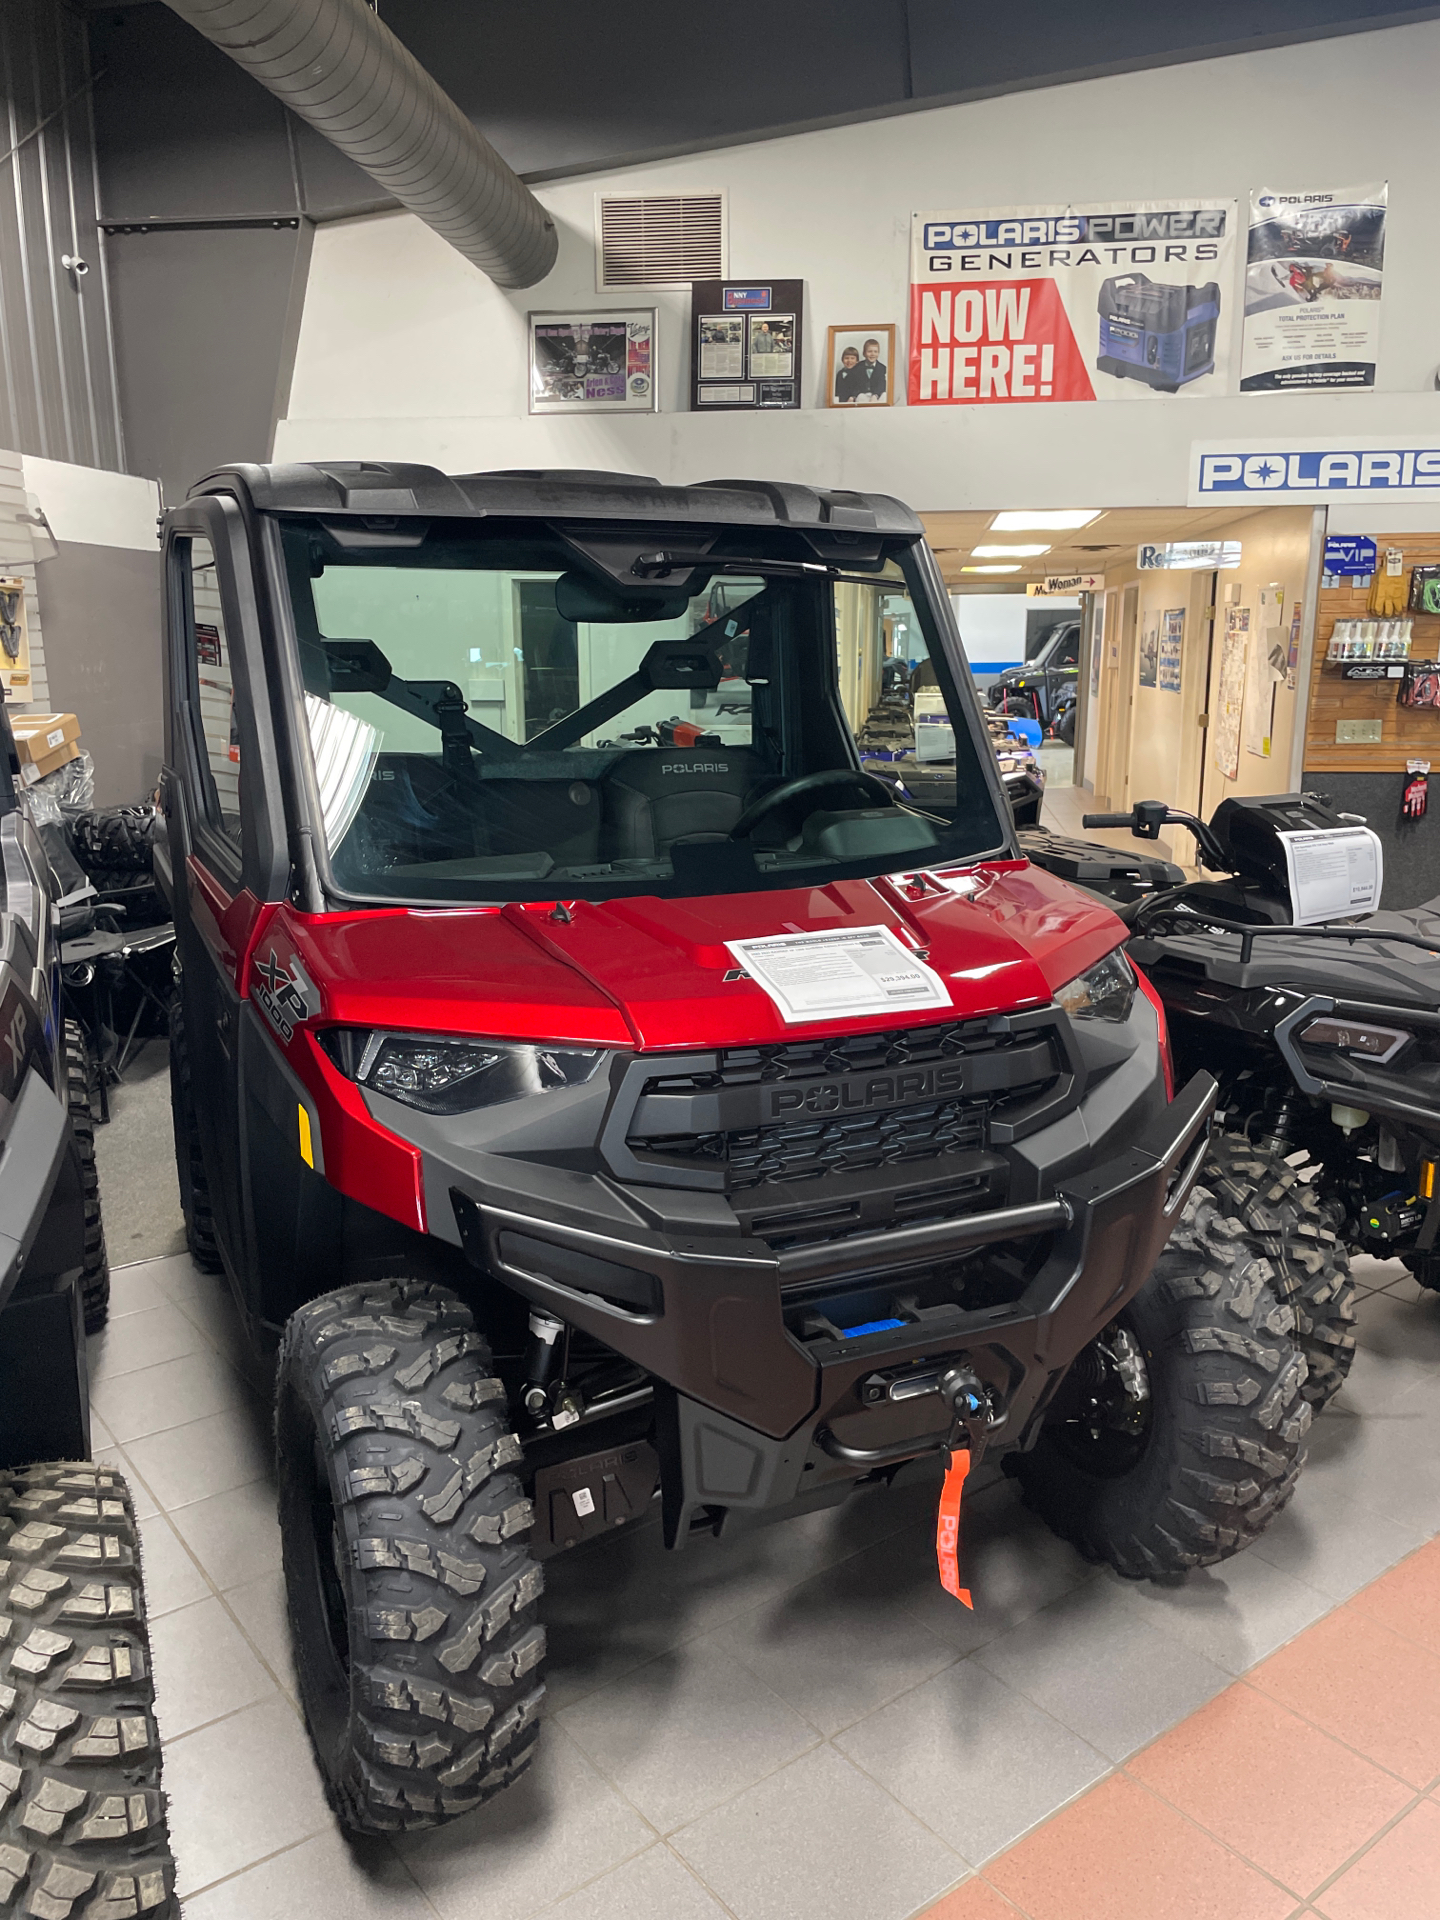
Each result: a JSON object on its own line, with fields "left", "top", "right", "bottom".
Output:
{"left": 89, "top": 1247, "right": 1440, "bottom": 1919}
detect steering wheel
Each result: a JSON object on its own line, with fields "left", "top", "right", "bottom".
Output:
{"left": 729, "top": 768, "right": 897, "bottom": 841}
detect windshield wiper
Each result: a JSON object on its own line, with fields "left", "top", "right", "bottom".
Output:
{"left": 631, "top": 551, "right": 889, "bottom": 586}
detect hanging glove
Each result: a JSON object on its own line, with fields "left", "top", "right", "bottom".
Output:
{"left": 1370, "top": 550, "right": 1408, "bottom": 615}
{"left": 1403, "top": 770, "right": 1429, "bottom": 819}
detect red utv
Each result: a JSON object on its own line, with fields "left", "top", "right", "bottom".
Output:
{"left": 158, "top": 463, "right": 1311, "bottom": 1834}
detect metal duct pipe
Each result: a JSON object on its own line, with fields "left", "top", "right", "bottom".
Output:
{"left": 162, "top": 0, "right": 557, "bottom": 288}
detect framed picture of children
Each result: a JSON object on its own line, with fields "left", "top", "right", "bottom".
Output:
{"left": 826, "top": 325, "right": 896, "bottom": 407}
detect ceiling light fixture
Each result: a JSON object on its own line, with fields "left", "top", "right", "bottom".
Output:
{"left": 990, "top": 509, "right": 1102, "bottom": 531}
{"left": 961, "top": 564, "right": 1021, "bottom": 574}
{"left": 970, "top": 543, "right": 1052, "bottom": 558}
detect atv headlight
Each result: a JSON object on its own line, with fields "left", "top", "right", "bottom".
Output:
{"left": 1055, "top": 948, "right": 1136, "bottom": 1023}
{"left": 323, "top": 1029, "right": 605, "bottom": 1115}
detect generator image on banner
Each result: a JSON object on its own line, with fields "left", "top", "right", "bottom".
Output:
{"left": 1096, "top": 274, "right": 1221, "bottom": 392}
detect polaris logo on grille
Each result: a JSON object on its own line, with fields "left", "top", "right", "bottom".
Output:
{"left": 767, "top": 1062, "right": 966, "bottom": 1118}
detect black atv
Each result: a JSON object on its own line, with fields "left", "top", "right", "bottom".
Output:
{"left": 1028, "top": 791, "right": 1391, "bottom": 1406}
{"left": 987, "top": 619, "right": 1081, "bottom": 741}
{"left": 0, "top": 700, "right": 178, "bottom": 1916}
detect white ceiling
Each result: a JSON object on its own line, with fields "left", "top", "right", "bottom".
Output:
{"left": 921, "top": 506, "right": 1257, "bottom": 592}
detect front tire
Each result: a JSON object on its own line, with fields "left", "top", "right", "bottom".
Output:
{"left": 1013, "top": 1167, "right": 1312, "bottom": 1579}
{"left": 167, "top": 998, "right": 221, "bottom": 1274}
{"left": 276, "top": 1279, "right": 545, "bottom": 1834}
{"left": 1200, "top": 1134, "right": 1356, "bottom": 1410}
{"left": 0, "top": 1462, "right": 178, "bottom": 1917}
{"left": 1056, "top": 706, "right": 1077, "bottom": 747}
{"left": 63, "top": 1022, "right": 109, "bottom": 1333}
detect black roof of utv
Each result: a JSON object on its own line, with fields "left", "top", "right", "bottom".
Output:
{"left": 188, "top": 461, "right": 924, "bottom": 540}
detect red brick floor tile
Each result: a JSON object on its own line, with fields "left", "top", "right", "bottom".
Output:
{"left": 1348, "top": 1537, "right": 1440, "bottom": 1658}
{"left": 1315, "top": 1796, "right": 1440, "bottom": 1920}
{"left": 918, "top": 1879, "right": 1027, "bottom": 1920}
{"left": 984, "top": 1773, "right": 1294, "bottom": 1920}
{"left": 1247, "top": 1606, "right": 1440, "bottom": 1787}
{"left": 1126, "top": 1682, "right": 1412, "bottom": 1896}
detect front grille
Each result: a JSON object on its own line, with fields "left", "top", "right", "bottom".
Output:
{"left": 642, "top": 1094, "right": 990, "bottom": 1191}
{"left": 625, "top": 1013, "right": 1061, "bottom": 1195}
{"left": 642, "top": 1015, "right": 1029, "bottom": 1095}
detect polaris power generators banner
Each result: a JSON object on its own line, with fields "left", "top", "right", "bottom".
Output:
{"left": 909, "top": 200, "right": 1237, "bottom": 405}
{"left": 1240, "top": 184, "right": 1387, "bottom": 392}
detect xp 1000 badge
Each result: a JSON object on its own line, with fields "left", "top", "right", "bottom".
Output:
{"left": 253, "top": 949, "right": 318, "bottom": 1042}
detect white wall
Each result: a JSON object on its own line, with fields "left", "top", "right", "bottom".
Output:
{"left": 279, "top": 20, "right": 1440, "bottom": 510}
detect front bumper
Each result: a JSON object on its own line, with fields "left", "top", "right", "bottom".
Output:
{"left": 437, "top": 1066, "right": 1215, "bottom": 1526}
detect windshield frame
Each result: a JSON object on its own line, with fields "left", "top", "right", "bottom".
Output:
{"left": 261, "top": 512, "right": 1018, "bottom": 913}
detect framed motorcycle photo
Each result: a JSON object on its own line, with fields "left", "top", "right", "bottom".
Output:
{"left": 528, "top": 310, "right": 657, "bottom": 412}
{"left": 826, "top": 324, "right": 896, "bottom": 408}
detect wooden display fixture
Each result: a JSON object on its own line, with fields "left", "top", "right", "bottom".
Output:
{"left": 1304, "top": 530, "right": 1440, "bottom": 773}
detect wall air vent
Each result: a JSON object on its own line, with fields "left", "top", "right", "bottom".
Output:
{"left": 597, "top": 194, "right": 726, "bottom": 289}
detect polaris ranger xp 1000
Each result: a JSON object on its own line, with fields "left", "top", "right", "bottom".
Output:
{"left": 159, "top": 463, "right": 1312, "bottom": 1835}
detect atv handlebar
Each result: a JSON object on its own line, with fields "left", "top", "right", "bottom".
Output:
{"left": 1082, "top": 800, "right": 1230, "bottom": 870}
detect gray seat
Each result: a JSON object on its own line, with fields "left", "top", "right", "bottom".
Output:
{"left": 601, "top": 748, "right": 763, "bottom": 861}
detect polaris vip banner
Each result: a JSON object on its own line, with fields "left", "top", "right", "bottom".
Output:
{"left": 909, "top": 200, "right": 1237, "bottom": 406}
{"left": 1240, "top": 184, "right": 1387, "bottom": 392}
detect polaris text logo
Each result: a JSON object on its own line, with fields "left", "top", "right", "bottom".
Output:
{"left": 922, "top": 209, "right": 1225, "bottom": 250}
{"left": 1197, "top": 448, "right": 1440, "bottom": 497}
{"left": 662, "top": 762, "right": 728, "bottom": 774}
{"left": 766, "top": 1062, "right": 965, "bottom": 1119}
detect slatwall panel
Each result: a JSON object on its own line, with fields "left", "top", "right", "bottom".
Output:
{"left": 597, "top": 194, "right": 725, "bottom": 288}
{"left": 1304, "top": 534, "right": 1440, "bottom": 774}
{"left": 0, "top": 445, "right": 48, "bottom": 712}
{"left": 0, "top": 0, "right": 123, "bottom": 471}
{"left": 192, "top": 553, "right": 238, "bottom": 820}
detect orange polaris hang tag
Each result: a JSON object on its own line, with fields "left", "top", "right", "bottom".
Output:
{"left": 935, "top": 1449, "right": 973, "bottom": 1608}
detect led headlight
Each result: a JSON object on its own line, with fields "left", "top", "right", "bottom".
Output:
{"left": 323, "top": 1029, "right": 605, "bottom": 1116}
{"left": 1055, "top": 948, "right": 1136, "bottom": 1023}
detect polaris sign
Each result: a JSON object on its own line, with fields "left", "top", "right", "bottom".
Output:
{"left": 1190, "top": 436, "right": 1440, "bottom": 504}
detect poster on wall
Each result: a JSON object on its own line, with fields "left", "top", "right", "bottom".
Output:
{"left": 1240, "top": 185, "right": 1386, "bottom": 392}
{"left": 691, "top": 281, "right": 804, "bottom": 409}
{"left": 909, "top": 200, "right": 1237, "bottom": 407}
{"left": 1214, "top": 605, "right": 1249, "bottom": 781}
{"left": 1159, "top": 609, "right": 1184, "bottom": 692}
{"left": 528, "top": 311, "right": 656, "bottom": 412}
{"left": 1138, "top": 615, "right": 1160, "bottom": 688}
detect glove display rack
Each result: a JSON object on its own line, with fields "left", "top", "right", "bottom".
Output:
{"left": 1304, "top": 530, "right": 1440, "bottom": 777}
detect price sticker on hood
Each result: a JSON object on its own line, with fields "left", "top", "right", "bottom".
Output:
{"left": 725, "top": 925, "right": 951, "bottom": 1024}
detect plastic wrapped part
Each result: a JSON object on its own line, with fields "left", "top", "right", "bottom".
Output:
{"left": 306, "top": 693, "right": 381, "bottom": 852}
{"left": 16, "top": 789, "right": 93, "bottom": 904}
{"left": 37, "top": 747, "right": 96, "bottom": 814}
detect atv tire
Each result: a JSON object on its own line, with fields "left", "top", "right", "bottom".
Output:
{"left": 1200, "top": 1133, "right": 1356, "bottom": 1410}
{"left": 1013, "top": 1167, "right": 1312, "bottom": 1580}
{"left": 1056, "top": 706, "right": 1077, "bottom": 748}
{"left": 70, "top": 808, "right": 158, "bottom": 876}
{"left": 63, "top": 1022, "right": 109, "bottom": 1334}
{"left": 167, "top": 999, "right": 221, "bottom": 1274}
{"left": 0, "top": 1461, "right": 178, "bottom": 1918}
{"left": 276, "top": 1279, "right": 545, "bottom": 1834}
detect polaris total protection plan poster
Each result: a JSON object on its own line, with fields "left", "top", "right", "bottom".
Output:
{"left": 909, "top": 200, "right": 1237, "bottom": 405}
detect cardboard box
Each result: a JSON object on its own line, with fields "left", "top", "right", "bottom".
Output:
{"left": 11, "top": 713, "right": 81, "bottom": 781}
{"left": 18, "top": 741, "right": 80, "bottom": 787}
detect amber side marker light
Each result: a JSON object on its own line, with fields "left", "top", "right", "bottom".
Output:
{"left": 1420, "top": 1159, "right": 1436, "bottom": 1202}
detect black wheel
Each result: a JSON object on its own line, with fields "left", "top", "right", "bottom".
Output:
{"left": 1200, "top": 1134, "right": 1356, "bottom": 1409}
{"left": 276, "top": 1279, "right": 545, "bottom": 1834}
{"left": 999, "top": 696, "right": 1033, "bottom": 718}
{"left": 167, "top": 997, "right": 221, "bottom": 1274}
{"left": 70, "top": 808, "right": 158, "bottom": 876}
{"left": 1013, "top": 1165, "right": 1312, "bottom": 1579}
{"left": 1056, "top": 706, "right": 1077, "bottom": 747}
{"left": 63, "top": 1022, "right": 109, "bottom": 1334}
{"left": 0, "top": 1461, "right": 178, "bottom": 1917}
{"left": 1401, "top": 1248, "right": 1440, "bottom": 1292}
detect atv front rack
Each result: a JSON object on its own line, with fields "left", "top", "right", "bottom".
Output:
{"left": 1135, "top": 907, "right": 1440, "bottom": 970}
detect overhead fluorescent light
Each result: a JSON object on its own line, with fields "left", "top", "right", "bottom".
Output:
{"left": 961, "top": 564, "right": 1021, "bottom": 574}
{"left": 971, "top": 544, "right": 1051, "bottom": 558}
{"left": 990, "top": 509, "right": 1102, "bottom": 531}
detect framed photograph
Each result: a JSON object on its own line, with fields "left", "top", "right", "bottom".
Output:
{"left": 826, "top": 324, "right": 896, "bottom": 408}
{"left": 529, "top": 309, "right": 656, "bottom": 412}
{"left": 691, "top": 281, "right": 804, "bottom": 409}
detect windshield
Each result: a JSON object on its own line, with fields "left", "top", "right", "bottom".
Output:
{"left": 280, "top": 520, "right": 1006, "bottom": 904}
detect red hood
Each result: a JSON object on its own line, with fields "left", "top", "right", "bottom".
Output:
{"left": 282, "top": 863, "right": 1125, "bottom": 1051}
